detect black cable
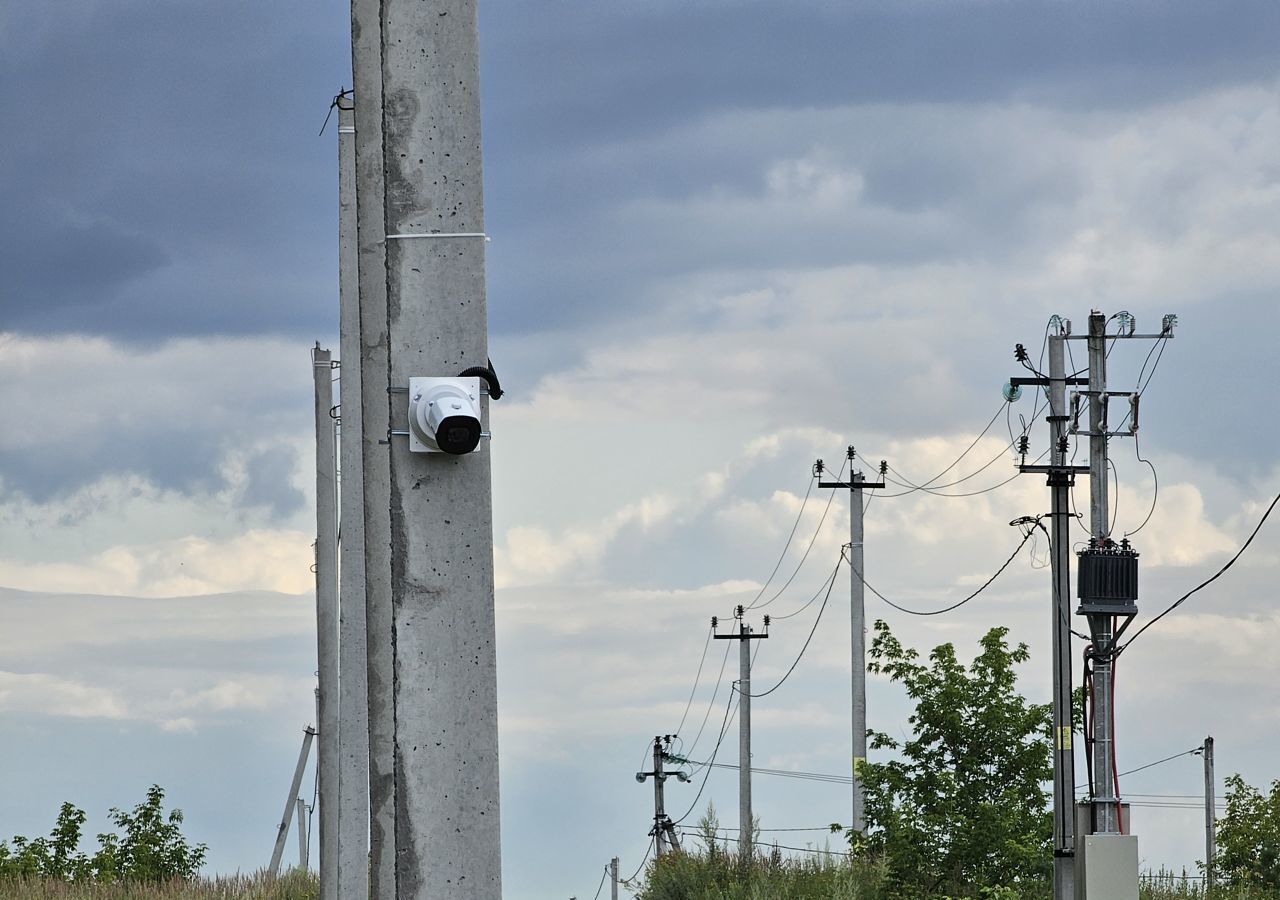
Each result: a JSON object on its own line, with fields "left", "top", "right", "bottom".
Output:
{"left": 743, "top": 473, "right": 817, "bottom": 609}
{"left": 673, "top": 688, "right": 739, "bottom": 824}
{"left": 684, "top": 759, "right": 854, "bottom": 785}
{"left": 683, "top": 640, "right": 734, "bottom": 759}
{"left": 1115, "top": 747, "right": 1204, "bottom": 779}
{"left": 673, "top": 626, "right": 714, "bottom": 738}
{"left": 619, "top": 839, "right": 654, "bottom": 885}
{"left": 773, "top": 556, "right": 843, "bottom": 620}
{"left": 1125, "top": 432, "right": 1159, "bottom": 538}
{"left": 853, "top": 528, "right": 1035, "bottom": 616}
{"left": 1108, "top": 457, "right": 1119, "bottom": 535}
{"left": 1117, "top": 488, "right": 1280, "bottom": 655}
{"left": 590, "top": 863, "right": 610, "bottom": 900}
{"left": 747, "top": 562, "right": 841, "bottom": 698}
{"left": 750, "top": 457, "right": 847, "bottom": 611}
{"left": 884, "top": 400, "right": 1008, "bottom": 490}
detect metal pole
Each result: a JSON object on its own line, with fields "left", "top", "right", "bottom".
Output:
{"left": 312, "top": 346, "right": 340, "bottom": 899}
{"left": 297, "top": 799, "right": 310, "bottom": 870}
{"left": 652, "top": 737, "right": 668, "bottom": 858}
{"left": 1204, "top": 736, "right": 1216, "bottom": 888}
{"left": 1086, "top": 311, "right": 1119, "bottom": 835}
{"left": 1048, "top": 334, "right": 1076, "bottom": 900}
{"left": 335, "top": 93, "right": 371, "bottom": 900}
{"left": 611, "top": 856, "right": 619, "bottom": 900}
{"left": 270, "top": 726, "right": 316, "bottom": 875}
{"left": 849, "top": 470, "right": 867, "bottom": 836}
{"left": 739, "top": 624, "right": 752, "bottom": 860}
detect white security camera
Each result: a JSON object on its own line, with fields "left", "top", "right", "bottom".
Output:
{"left": 407, "top": 377, "right": 483, "bottom": 455}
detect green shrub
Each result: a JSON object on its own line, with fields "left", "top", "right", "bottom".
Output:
{"left": 0, "top": 786, "right": 206, "bottom": 883}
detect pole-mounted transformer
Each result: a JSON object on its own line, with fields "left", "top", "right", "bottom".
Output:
{"left": 1075, "top": 538, "right": 1139, "bottom": 617}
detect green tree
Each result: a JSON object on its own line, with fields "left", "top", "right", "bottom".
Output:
{"left": 92, "top": 784, "right": 207, "bottom": 882}
{"left": 1212, "top": 774, "right": 1280, "bottom": 890}
{"left": 856, "top": 620, "right": 1053, "bottom": 899}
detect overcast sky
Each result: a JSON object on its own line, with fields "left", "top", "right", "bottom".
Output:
{"left": 4, "top": 1, "right": 1280, "bottom": 897}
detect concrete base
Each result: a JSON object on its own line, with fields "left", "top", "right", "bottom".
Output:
{"left": 1075, "top": 834, "right": 1138, "bottom": 900}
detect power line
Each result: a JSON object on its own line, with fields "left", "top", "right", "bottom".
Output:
{"left": 1115, "top": 747, "right": 1204, "bottom": 778}
{"left": 1117, "top": 487, "right": 1280, "bottom": 655}
{"left": 743, "top": 473, "right": 818, "bottom": 609}
{"left": 772, "top": 556, "right": 843, "bottom": 620}
{"left": 750, "top": 457, "right": 848, "bottom": 611}
{"left": 590, "top": 863, "right": 609, "bottom": 900}
{"left": 673, "top": 687, "right": 739, "bottom": 824}
{"left": 685, "top": 759, "right": 854, "bottom": 785}
{"left": 747, "top": 559, "right": 841, "bottom": 698}
{"left": 673, "top": 626, "right": 714, "bottom": 738}
{"left": 683, "top": 639, "right": 734, "bottom": 760}
{"left": 851, "top": 527, "right": 1036, "bottom": 617}
{"left": 619, "top": 839, "right": 653, "bottom": 886}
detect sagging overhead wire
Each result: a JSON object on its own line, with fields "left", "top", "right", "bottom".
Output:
{"left": 747, "top": 558, "right": 843, "bottom": 698}
{"left": 742, "top": 472, "right": 818, "bottom": 609}
{"left": 673, "top": 625, "right": 714, "bottom": 739}
{"left": 749, "top": 456, "right": 848, "bottom": 611}
{"left": 848, "top": 525, "right": 1038, "bottom": 616}
{"left": 773, "top": 554, "right": 844, "bottom": 620}
{"left": 682, "top": 639, "right": 734, "bottom": 760}
{"left": 1115, "top": 486, "right": 1280, "bottom": 657}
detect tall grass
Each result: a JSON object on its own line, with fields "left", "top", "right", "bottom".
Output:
{"left": 0, "top": 870, "right": 317, "bottom": 900}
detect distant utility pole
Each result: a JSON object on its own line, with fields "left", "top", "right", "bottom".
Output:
{"left": 714, "top": 609, "right": 768, "bottom": 859}
{"left": 296, "top": 799, "right": 310, "bottom": 870}
{"left": 636, "top": 735, "right": 684, "bottom": 856}
{"left": 310, "top": 345, "right": 339, "bottom": 900}
{"left": 349, "top": 0, "right": 503, "bottom": 897}
{"left": 1204, "top": 736, "right": 1216, "bottom": 888}
{"left": 817, "top": 448, "right": 884, "bottom": 836}
{"left": 333, "top": 92, "right": 370, "bottom": 900}
{"left": 611, "top": 856, "right": 619, "bottom": 900}
{"left": 269, "top": 725, "right": 316, "bottom": 875}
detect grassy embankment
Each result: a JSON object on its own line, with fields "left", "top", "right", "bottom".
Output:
{"left": 0, "top": 871, "right": 317, "bottom": 900}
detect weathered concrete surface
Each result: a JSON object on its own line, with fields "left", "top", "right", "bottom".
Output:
{"left": 348, "top": 0, "right": 396, "bottom": 895}
{"left": 335, "top": 95, "right": 371, "bottom": 900}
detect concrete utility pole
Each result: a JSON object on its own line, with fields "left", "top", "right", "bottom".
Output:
{"left": 817, "top": 450, "right": 884, "bottom": 837}
{"left": 297, "top": 799, "right": 310, "bottom": 870}
{"left": 1046, "top": 331, "right": 1078, "bottom": 899}
{"left": 714, "top": 611, "right": 768, "bottom": 859}
{"left": 334, "top": 92, "right": 371, "bottom": 900}
{"left": 636, "top": 735, "right": 683, "bottom": 856}
{"left": 349, "top": 0, "right": 503, "bottom": 896}
{"left": 270, "top": 726, "right": 316, "bottom": 875}
{"left": 348, "top": 0, "right": 396, "bottom": 889}
{"left": 1084, "top": 312, "right": 1121, "bottom": 838}
{"left": 611, "top": 857, "right": 619, "bottom": 900}
{"left": 1204, "top": 736, "right": 1216, "bottom": 888}
{"left": 311, "top": 345, "right": 340, "bottom": 899}
{"left": 1011, "top": 319, "right": 1088, "bottom": 900}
